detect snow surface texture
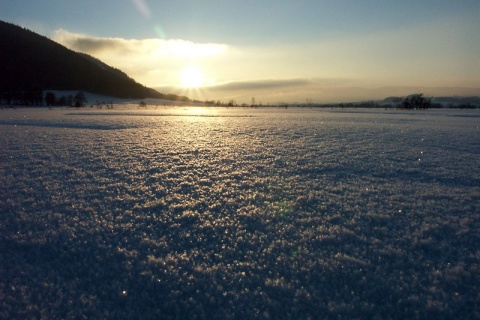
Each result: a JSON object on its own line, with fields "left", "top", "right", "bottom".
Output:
{"left": 1, "top": 107, "right": 479, "bottom": 319}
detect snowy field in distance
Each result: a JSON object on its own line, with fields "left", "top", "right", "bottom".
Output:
{"left": 1, "top": 107, "right": 479, "bottom": 319}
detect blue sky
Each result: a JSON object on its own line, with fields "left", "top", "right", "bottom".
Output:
{"left": 1, "top": 0, "right": 479, "bottom": 103}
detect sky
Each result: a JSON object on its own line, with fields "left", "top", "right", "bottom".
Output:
{"left": 1, "top": 0, "right": 479, "bottom": 104}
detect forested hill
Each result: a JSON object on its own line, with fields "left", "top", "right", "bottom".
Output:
{"left": 0, "top": 20, "right": 184, "bottom": 100}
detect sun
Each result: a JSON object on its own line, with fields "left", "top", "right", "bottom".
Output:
{"left": 180, "top": 65, "right": 205, "bottom": 88}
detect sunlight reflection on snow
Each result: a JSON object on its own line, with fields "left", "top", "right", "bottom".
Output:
{"left": 1, "top": 107, "right": 479, "bottom": 319}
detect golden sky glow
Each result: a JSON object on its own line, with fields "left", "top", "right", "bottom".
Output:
{"left": 2, "top": 0, "right": 479, "bottom": 103}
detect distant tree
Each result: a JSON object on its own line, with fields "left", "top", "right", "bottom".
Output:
{"left": 73, "top": 91, "right": 87, "bottom": 107}
{"left": 57, "top": 95, "right": 67, "bottom": 106}
{"left": 1, "top": 92, "right": 13, "bottom": 105}
{"left": 12, "top": 88, "right": 44, "bottom": 106}
{"left": 45, "top": 91, "right": 56, "bottom": 106}
{"left": 138, "top": 100, "right": 147, "bottom": 108}
{"left": 392, "top": 97, "right": 403, "bottom": 109}
{"left": 401, "top": 94, "right": 431, "bottom": 110}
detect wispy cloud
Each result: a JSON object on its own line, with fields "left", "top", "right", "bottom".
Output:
{"left": 210, "top": 79, "right": 314, "bottom": 91}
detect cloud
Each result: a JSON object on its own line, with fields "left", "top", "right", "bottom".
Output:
{"left": 51, "top": 29, "right": 230, "bottom": 87}
{"left": 53, "top": 30, "right": 128, "bottom": 54}
{"left": 53, "top": 29, "right": 228, "bottom": 58}
{"left": 210, "top": 79, "right": 314, "bottom": 91}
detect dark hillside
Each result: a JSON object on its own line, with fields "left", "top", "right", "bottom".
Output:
{"left": 0, "top": 20, "right": 176, "bottom": 100}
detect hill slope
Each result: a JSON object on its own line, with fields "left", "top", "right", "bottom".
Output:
{"left": 0, "top": 20, "right": 178, "bottom": 100}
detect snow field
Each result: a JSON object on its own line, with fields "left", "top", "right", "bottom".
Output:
{"left": 1, "top": 107, "right": 479, "bottom": 319}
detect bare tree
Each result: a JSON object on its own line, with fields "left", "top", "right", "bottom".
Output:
{"left": 74, "top": 91, "right": 87, "bottom": 107}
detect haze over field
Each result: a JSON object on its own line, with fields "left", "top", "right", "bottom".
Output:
{"left": 1, "top": 0, "right": 479, "bottom": 104}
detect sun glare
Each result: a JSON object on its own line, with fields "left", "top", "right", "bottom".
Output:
{"left": 180, "top": 65, "right": 205, "bottom": 88}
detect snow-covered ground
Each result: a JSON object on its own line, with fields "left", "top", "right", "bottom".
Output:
{"left": 1, "top": 107, "right": 479, "bottom": 319}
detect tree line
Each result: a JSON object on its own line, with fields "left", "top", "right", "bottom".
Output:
{"left": 1, "top": 90, "right": 88, "bottom": 107}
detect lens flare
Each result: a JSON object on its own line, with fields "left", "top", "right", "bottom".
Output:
{"left": 154, "top": 25, "right": 166, "bottom": 39}
{"left": 131, "top": 0, "right": 151, "bottom": 18}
